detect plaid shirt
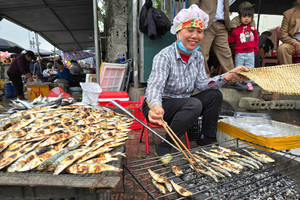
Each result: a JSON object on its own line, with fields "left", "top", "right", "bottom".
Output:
{"left": 145, "top": 42, "right": 227, "bottom": 107}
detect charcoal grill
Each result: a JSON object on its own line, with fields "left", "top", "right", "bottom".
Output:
{"left": 124, "top": 139, "right": 300, "bottom": 200}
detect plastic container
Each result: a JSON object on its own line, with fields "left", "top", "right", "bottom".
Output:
{"left": 105, "top": 101, "right": 143, "bottom": 130}
{"left": 5, "top": 82, "right": 16, "bottom": 98}
{"left": 98, "top": 91, "right": 129, "bottom": 106}
{"left": 27, "top": 84, "right": 50, "bottom": 100}
{"left": 99, "top": 62, "right": 126, "bottom": 91}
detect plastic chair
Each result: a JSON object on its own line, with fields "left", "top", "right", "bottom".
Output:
{"left": 139, "top": 96, "right": 190, "bottom": 154}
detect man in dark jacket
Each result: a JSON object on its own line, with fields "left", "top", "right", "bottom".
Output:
{"left": 7, "top": 50, "right": 36, "bottom": 100}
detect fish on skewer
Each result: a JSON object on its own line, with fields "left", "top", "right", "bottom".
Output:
{"left": 243, "top": 149, "right": 275, "bottom": 163}
{"left": 170, "top": 180, "right": 193, "bottom": 196}
{"left": 225, "top": 160, "right": 245, "bottom": 171}
{"left": 152, "top": 179, "right": 166, "bottom": 194}
{"left": 171, "top": 165, "right": 183, "bottom": 176}
{"left": 193, "top": 154, "right": 208, "bottom": 165}
{"left": 76, "top": 146, "right": 112, "bottom": 164}
{"left": 65, "top": 163, "right": 122, "bottom": 174}
{"left": 148, "top": 169, "right": 165, "bottom": 183}
{"left": 202, "top": 149, "right": 228, "bottom": 159}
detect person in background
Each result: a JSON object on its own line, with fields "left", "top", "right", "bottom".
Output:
{"left": 255, "top": 31, "right": 274, "bottom": 67}
{"left": 7, "top": 50, "right": 36, "bottom": 100}
{"left": 143, "top": 4, "right": 249, "bottom": 164}
{"left": 277, "top": 0, "right": 300, "bottom": 64}
{"left": 230, "top": 1, "right": 256, "bottom": 29}
{"left": 43, "top": 62, "right": 54, "bottom": 77}
{"left": 48, "top": 60, "right": 73, "bottom": 83}
{"left": 228, "top": 6, "right": 259, "bottom": 90}
{"left": 33, "top": 57, "right": 45, "bottom": 76}
{"left": 188, "top": 0, "right": 234, "bottom": 77}
{"left": 69, "top": 60, "right": 82, "bottom": 75}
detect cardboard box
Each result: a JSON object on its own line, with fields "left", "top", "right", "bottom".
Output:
{"left": 27, "top": 84, "right": 49, "bottom": 100}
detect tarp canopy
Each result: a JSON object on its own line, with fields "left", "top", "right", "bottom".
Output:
{"left": 60, "top": 50, "right": 94, "bottom": 61}
{"left": 0, "top": 38, "right": 24, "bottom": 53}
{"left": 0, "top": 0, "right": 94, "bottom": 52}
{"left": 230, "top": 0, "right": 296, "bottom": 15}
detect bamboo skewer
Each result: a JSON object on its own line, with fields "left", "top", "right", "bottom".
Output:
{"left": 145, "top": 100, "right": 202, "bottom": 175}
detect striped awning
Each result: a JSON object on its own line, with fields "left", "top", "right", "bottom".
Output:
{"left": 60, "top": 50, "right": 94, "bottom": 61}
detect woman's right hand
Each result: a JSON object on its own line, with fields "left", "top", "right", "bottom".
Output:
{"left": 148, "top": 105, "right": 165, "bottom": 125}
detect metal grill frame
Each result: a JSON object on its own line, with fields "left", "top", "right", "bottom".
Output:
{"left": 123, "top": 139, "right": 300, "bottom": 200}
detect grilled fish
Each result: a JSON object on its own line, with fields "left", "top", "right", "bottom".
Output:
{"left": 197, "top": 168, "right": 219, "bottom": 182}
{"left": 170, "top": 180, "right": 193, "bottom": 196}
{"left": 7, "top": 146, "right": 52, "bottom": 172}
{"left": 209, "top": 163, "right": 232, "bottom": 177}
{"left": 231, "top": 157, "right": 260, "bottom": 169}
{"left": 239, "top": 154, "right": 263, "bottom": 166}
{"left": 83, "top": 157, "right": 119, "bottom": 164}
{"left": 225, "top": 160, "right": 245, "bottom": 171}
{"left": 218, "top": 146, "right": 241, "bottom": 156}
{"left": 200, "top": 163, "right": 225, "bottom": 178}
{"left": 163, "top": 177, "right": 173, "bottom": 192}
{"left": 201, "top": 150, "right": 228, "bottom": 159}
{"left": 193, "top": 154, "right": 208, "bottom": 164}
{"left": 39, "top": 131, "right": 78, "bottom": 147}
{"left": 152, "top": 179, "right": 166, "bottom": 194}
{"left": 0, "top": 138, "right": 18, "bottom": 153}
{"left": 0, "top": 142, "right": 40, "bottom": 170}
{"left": 171, "top": 165, "right": 183, "bottom": 176}
{"left": 66, "top": 163, "right": 122, "bottom": 174}
{"left": 211, "top": 161, "right": 240, "bottom": 174}
{"left": 53, "top": 147, "right": 93, "bottom": 175}
{"left": 76, "top": 146, "right": 112, "bottom": 164}
{"left": 230, "top": 157, "right": 255, "bottom": 169}
{"left": 243, "top": 149, "right": 275, "bottom": 163}
{"left": 148, "top": 168, "right": 165, "bottom": 183}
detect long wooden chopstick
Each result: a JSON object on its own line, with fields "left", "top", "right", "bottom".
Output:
{"left": 145, "top": 100, "right": 202, "bottom": 174}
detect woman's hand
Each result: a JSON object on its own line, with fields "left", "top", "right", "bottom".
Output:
{"left": 225, "top": 65, "right": 249, "bottom": 82}
{"left": 148, "top": 105, "right": 165, "bottom": 125}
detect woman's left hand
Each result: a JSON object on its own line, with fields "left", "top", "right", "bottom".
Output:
{"left": 225, "top": 65, "right": 249, "bottom": 82}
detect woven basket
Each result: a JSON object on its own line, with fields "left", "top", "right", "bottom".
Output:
{"left": 238, "top": 64, "right": 300, "bottom": 95}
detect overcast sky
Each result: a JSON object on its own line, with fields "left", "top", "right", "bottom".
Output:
{"left": 0, "top": 19, "right": 55, "bottom": 51}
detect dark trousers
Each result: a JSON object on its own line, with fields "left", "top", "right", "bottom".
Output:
{"left": 142, "top": 89, "right": 223, "bottom": 143}
{"left": 7, "top": 72, "right": 24, "bottom": 96}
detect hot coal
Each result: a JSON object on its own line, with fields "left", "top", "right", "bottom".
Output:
{"left": 179, "top": 166, "right": 300, "bottom": 200}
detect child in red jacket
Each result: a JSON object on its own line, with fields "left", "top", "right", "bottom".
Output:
{"left": 229, "top": 7, "right": 258, "bottom": 90}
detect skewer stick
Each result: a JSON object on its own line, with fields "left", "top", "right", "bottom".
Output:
{"left": 161, "top": 120, "right": 204, "bottom": 170}
{"left": 145, "top": 100, "right": 201, "bottom": 175}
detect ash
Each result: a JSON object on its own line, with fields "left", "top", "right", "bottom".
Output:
{"left": 181, "top": 166, "right": 300, "bottom": 200}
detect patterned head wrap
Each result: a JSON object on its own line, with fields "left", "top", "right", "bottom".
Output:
{"left": 170, "top": 4, "right": 209, "bottom": 34}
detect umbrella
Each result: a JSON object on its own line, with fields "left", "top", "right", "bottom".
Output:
{"left": 60, "top": 50, "right": 94, "bottom": 61}
{"left": 28, "top": 48, "right": 52, "bottom": 56}
{"left": 0, "top": 51, "right": 12, "bottom": 62}
{"left": 0, "top": 38, "right": 24, "bottom": 53}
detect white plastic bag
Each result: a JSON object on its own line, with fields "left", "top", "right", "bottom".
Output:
{"left": 80, "top": 82, "right": 102, "bottom": 104}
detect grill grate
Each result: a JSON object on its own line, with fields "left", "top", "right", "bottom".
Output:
{"left": 124, "top": 139, "right": 300, "bottom": 200}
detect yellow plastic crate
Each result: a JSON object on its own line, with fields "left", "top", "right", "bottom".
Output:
{"left": 218, "top": 121, "right": 300, "bottom": 150}
{"left": 27, "top": 84, "right": 49, "bottom": 100}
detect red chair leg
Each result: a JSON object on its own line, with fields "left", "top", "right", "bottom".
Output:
{"left": 145, "top": 127, "right": 149, "bottom": 154}
{"left": 184, "top": 132, "right": 190, "bottom": 149}
{"left": 139, "top": 126, "right": 144, "bottom": 143}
